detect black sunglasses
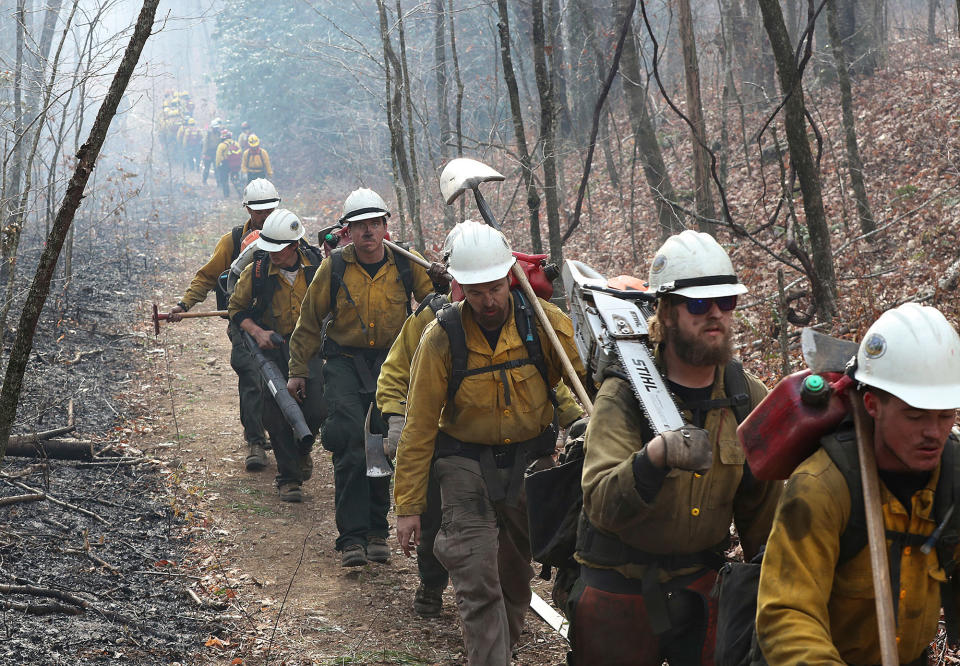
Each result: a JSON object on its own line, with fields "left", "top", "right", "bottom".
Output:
{"left": 675, "top": 295, "right": 738, "bottom": 315}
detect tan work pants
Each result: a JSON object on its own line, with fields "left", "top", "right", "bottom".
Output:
{"left": 433, "top": 455, "right": 537, "bottom": 666}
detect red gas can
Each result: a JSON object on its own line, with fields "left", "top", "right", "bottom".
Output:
{"left": 737, "top": 369, "right": 853, "bottom": 480}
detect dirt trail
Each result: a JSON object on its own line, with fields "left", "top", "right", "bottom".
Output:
{"left": 144, "top": 199, "right": 567, "bottom": 665}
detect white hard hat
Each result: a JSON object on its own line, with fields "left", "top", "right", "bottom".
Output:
{"left": 854, "top": 302, "right": 960, "bottom": 409}
{"left": 340, "top": 188, "right": 390, "bottom": 223}
{"left": 648, "top": 229, "right": 748, "bottom": 298}
{"left": 445, "top": 220, "right": 515, "bottom": 285}
{"left": 211, "top": 117, "right": 222, "bottom": 128}
{"left": 257, "top": 209, "right": 305, "bottom": 252}
{"left": 242, "top": 178, "right": 280, "bottom": 210}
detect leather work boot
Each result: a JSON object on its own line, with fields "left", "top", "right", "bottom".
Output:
{"left": 245, "top": 443, "right": 268, "bottom": 471}
{"left": 299, "top": 453, "right": 313, "bottom": 481}
{"left": 277, "top": 481, "right": 303, "bottom": 503}
{"left": 341, "top": 544, "right": 367, "bottom": 567}
{"left": 366, "top": 536, "right": 391, "bottom": 563}
{"left": 413, "top": 582, "right": 443, "bottom": 617}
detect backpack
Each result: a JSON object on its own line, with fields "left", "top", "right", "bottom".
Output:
{"left": 525, "top": 358, "right": 752, "bottom": 611}
{"left": 246, "top": 149, "right": 264, "bottom": 171}
{"left": 223, "top": 140, "right": 242, "bottom": 171}
{"left": 243, "top": 241, "right": 323, "bottom": 325}
{"left": 713, "top": 423, "right": 960, "bottom": 666}
{"left": 215, "top": 225, "right": 247, "bottom": 313}
{"left": 327, "top": 245, "right": 416, "bottom": 318}
{"left": 434, "top": 288, "right": 554, "bottom": 407}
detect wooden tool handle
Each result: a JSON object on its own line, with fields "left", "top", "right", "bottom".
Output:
{"left": 511, "top": 262, "right": 593, "bottom": 415}
{"left": 851, "top": 391, "right": 899, "bottom": 666}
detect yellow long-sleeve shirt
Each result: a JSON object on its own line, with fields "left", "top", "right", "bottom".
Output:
{"left": 576, "top": 360, "right": 780, "bottom": 581}
{"left": 241, "top": 148, "right": 272, "bottom": 178}
{"left": 227, "top": 248, "right": 318, "bottom": 337}
{"left": 287, "top": 243, "right": 433, "bottom": 378}
{"left": 756, "top": 446, "right": 956, "bottom": 665}
{"left": 178, "top": 220, "right": 253, "bottom": 310}
{"left": 376, "top": 293, "right": 584, "bottom": 425}
{"left": 393, "top": 295, "right": 586, "bottom": 516}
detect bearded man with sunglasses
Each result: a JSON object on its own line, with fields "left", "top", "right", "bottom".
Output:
{"left": 569, "top": 230, "right": 782, "bottom": 665}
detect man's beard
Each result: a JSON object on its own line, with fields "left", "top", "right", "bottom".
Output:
{"left": 666, "top": 319, "right": 733, "bottom": 367}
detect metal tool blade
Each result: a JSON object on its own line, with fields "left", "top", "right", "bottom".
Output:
{"left": 529, "top": 591, "right": 569, "bottom": 640}
{"left": 439, "top": 158, "right": 505, "bottom": 205}
{"left": 364, "top": 404, "right": 392, "bottom": 478}
{"left": 800, "top": 327, "right": 859, "bottom": 374}
{"left": 613, "top": 339, "right": 685, "bottom": 434}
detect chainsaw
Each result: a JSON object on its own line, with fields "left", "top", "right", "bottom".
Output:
{"left": 561, "top": 260, "right": 684, "bottom": 434}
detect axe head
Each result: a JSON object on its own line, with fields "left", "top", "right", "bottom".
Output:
{"left": 439, "top": 158, "right": 504, "bottom": 205}
{"left": 364, "top": 404, "right": 392, "bottom": 478}
{"left": 800, "top": 327, "right": 859, "bottom": 374}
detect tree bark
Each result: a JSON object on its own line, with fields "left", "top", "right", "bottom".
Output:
{"left": 395, "top": 0, "right": 424, "bottom": 251}
{"left": 0, "top": 0, "right": 162, "bottom": 459}
{"left": 928, "top": 0, "right": 938, "bottom": 43}
{"left": 497, "top": 0, "right": 542, "bottom": 253}
{"left": 433, "top": 0, "right": 454, "bottom": 229}
{"left": 676, "top": 0, "right": 716, "bottom": 235}
{"left": 377, "top": 0, "right": 415, "bottom": 246}
{"left": 620, "top": 0, "right": 683, "bottom": 240}
{"left": 828, "top": 0, "right": 875, "bottom": 238}
{"left": 532, "top": 0, "right": 563, "bottom": 264}
{"left": 757, "top": 0, "right": 838, "bottom": 322}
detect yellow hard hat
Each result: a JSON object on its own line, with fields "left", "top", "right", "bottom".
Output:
{"left": 247, "top": 134, "right": 260, "bottom": 148}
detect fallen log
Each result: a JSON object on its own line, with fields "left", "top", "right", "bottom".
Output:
{"left": 7, "top": 425, "right": 76, "bottom": 445}
{"left": 4, "top": 437, "right": 92, "bottom": 461}
{"left": 0, "top": 493, "right": 45, "bottom": 508}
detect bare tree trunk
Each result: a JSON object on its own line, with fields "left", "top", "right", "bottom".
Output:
{"left": 447, "top": 0, "right": 465, "bottom": 220}
{"left": 757, "top": 0, "right": 838, "bottom": 322}
{"left": 619, "top": 0, "right": 682, "bottom": 240}
{"left": 377, "top": 0, "right": 417, "bottom": 248}
{"left": 548, "top": 0, "right": 572, "bottom": 139}
{"left": 676, "top": 0, "right": 716, "bottom": 236}
{"left": 395, "top": 0, "right": 424, "bottom": 251}
{"left": 433, "top": 0, "right": 453, "bottom": 229}
{"left": 496, "top": 0, "right": 543, "bottom": 253}
{"left": 0, "top": 0, "right": 162, "bottom": 459}
{"left": 828, "top": 0, "right": 875, "bottom": 238}
{"left": 532, "top": 0, "right": 563, "bottom": 264}
{"left": 928, "top": 0, "right": 939, "bottom": 43}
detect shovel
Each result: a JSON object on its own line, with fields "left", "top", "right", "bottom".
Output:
{"left": 364, "top": 404, "right": 393, "bottom": 478}
{"left": 801, "top": 327, "right": 898, "bottom": 666}
{"left": 439, "top": 157, "right": 593, "bottom": 415}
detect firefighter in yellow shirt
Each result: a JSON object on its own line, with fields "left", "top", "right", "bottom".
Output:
{"left": 394, "top": 221, "right": 586, "bottom": 665}
{"left": 228, "top": 209, "right": 323, "bottom": 502}
{"left": 167, "top": 179, "right": 280, "bottom": 471}
{"left": 756, "top": 303, "right": 960, "bottom": 665}
{"left": 241, "top": 134, "right": 273, "bottom": 182}
{"left": 286, "top": 188, "right": 433, "bottom": 568}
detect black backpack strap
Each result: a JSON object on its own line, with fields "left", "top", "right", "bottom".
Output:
{"left": 328, "top": 248, "right": 346, "bottom": 314}
{"left": 513, "top": 289, "right": 557, "bottom": 409}
{"left": 299, "top": 241, "right": 323, "bottom": 287}
{"left": 415, "top": 292, "right": 447, "bottom": 317}
{"left": 246, "top": 252, "right": 277, "bottom": 324}
{"left": 230, "top": 225, "right": 244, "bottom": 261}
{"left": 723, "top": 359, "right": 752, "bottom": 424}
{"left": 389, "top": 245, "right": 415, "bottom": 315}
{"left": 674, "top": 359, "right": 751, "bottom": 421}
{"left": 936, "top": 434, "right": 960, "bottom": 645}
{"left": 436, "top": 303, "right": 467, "bottom": 403}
